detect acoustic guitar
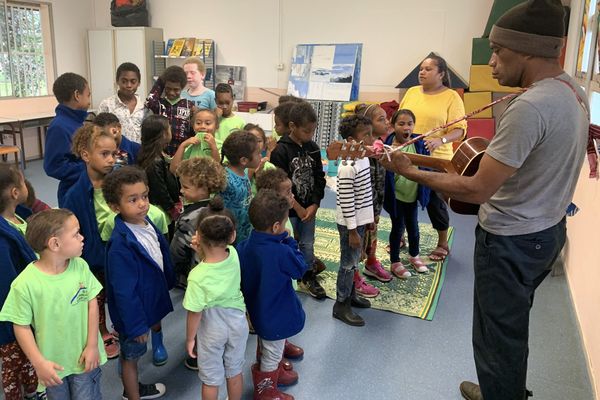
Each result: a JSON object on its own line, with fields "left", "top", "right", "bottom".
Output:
{"left": 326, "top": 137, "right": 490, "bottom": 215}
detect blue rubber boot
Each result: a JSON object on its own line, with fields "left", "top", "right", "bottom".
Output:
{"left": 151, "top": 329, "right": 168, "bottom": 366}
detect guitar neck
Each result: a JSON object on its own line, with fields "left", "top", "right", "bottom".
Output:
{"left": 404, "top": 153, "right": 455, "bottom": 173}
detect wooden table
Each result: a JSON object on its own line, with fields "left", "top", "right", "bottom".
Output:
{"left": 0, "top": 111, "right": 55, "bottom": 168}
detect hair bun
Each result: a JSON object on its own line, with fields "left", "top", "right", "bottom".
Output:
{"left": 209, "top": 195, "right": 225, "bottom": 212}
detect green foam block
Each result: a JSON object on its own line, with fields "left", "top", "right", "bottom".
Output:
{"left": 472, "top": 37, "right": 492, "bottom": 65}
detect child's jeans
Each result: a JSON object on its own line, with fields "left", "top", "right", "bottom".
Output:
{"left": 0, "top": 341, "right": 37, "bottom": 400}
{"left": 289, "top": 217, "right": 316, "bottom": 268}
{"left": 336, "top": 224, "right": 366, "bottom": 302}
{"left": 389, "top": 199, "right": 420, "bottom": 260}
{"left": 258, "top": 338, "right": 286, "bottom": 372}
{"left": 45, "top": 367, "right": 102, "bottom": 400}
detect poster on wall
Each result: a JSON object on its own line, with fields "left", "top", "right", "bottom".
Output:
{"left": 215, "top": 65, "right": 247, "bottom": 101}
{"left": 287, "top": 43, "right": 362, "bottom": 101}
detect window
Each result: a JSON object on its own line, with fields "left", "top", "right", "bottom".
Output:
{"left": 0, "top": 1, "right": 54, "bottom": 98}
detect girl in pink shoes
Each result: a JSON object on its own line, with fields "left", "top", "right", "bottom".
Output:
{"left": 383, "top": 109, "right": 432, "bottom": 277}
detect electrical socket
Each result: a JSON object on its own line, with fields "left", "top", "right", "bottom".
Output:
{"left": 277, "top": 63, "right": 285, "bottom": 71}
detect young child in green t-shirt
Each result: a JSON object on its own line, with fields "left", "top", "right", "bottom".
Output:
{"left": 214, "top": 83, "right": 246, "bottom": 150}
{"left": 0, "top": 209, "right": 107, "bottom": 397}
{"left": 170, "top": 109, "right": 220, "bottom": 174}
{"left": 183, "top": 196, "right": 248, "bottom": 400}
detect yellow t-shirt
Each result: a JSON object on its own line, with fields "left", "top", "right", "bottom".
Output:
{"left": 6, "top": 214, "right": 27, "bottom": 237}
{"left": 399, "top": 86, "right": 467, "bottom": 160}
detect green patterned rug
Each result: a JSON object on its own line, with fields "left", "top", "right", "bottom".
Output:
{"left": 308, "top": 208, "right": 454, "bottom": 321}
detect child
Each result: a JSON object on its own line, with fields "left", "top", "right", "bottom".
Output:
{"left": 270, "top": 102, "right": 327, "bottom": 299}
{"left": 245, "top": 123, "right": 276, "bottom": 194}
{"left": 24, "top": 178, "right": 51, "bottom": 214}
{"left": 103, "top": 167, "right": 175, "bottom": 400}
{"left": 0, "top": 209, "right": 107, "bottom": 398}
{"left": 137, "top": 115, "right": 182, "bottom": 224}
{"left": 383, "top": 109, "right": 432, "bottom": 277}
{"left": 238, "top": 190, "right": 307, "bottom": 399}
{"left": 181, "top": 57, "right": 216, "bottom": 110}
{"left": 272, "top": 101, "right": 296, "bottom": 139}
{"left": 214, "top": 83, "right": 246, "bottom": 150}
{"left": 183, "top": 197, "right": 248, "bottom": 400}
{"left": 333, "top": 115, "right": 376, "bottom": 326}
{"left": 169, "top": 109, "right": 220, "bottom": 174}
{"left": 220, "top": 130, "right": 262, "bottom": 244}
{"left": 145, "top": 65, "right": 195, "bottom": 156}
{"left": 98, "top": 62, "right": 146, "bottom": 143}
{"left": 171, "top": 157, "right": 227, "bottom": 285}
{"left": 253, "top": 168, "right": 307, "bottom": 363}
{"left": 353, "top": 103, "right": 393, "bottom": 296}
{"left": 62, "top": 124, "right": 121, "bottom": 359}
{"left": 93, "top": 112, "right": 141, "bottom": 167}
{"left": 0, "top": 165, "right": 38, "bottom": 400}
{"left": 43, "top": 72, "right": 90, "bottom": 206}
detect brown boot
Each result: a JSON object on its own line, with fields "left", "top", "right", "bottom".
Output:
{"left": 277, "top": 363, "right": 298, "bottom": 386}
{"left": 252, "top": 363, "right": 294, "bottom": 400}
{"left": 283, "top": 340, "right": 304, "bottom": 359}
{"left": 257, "top": 341, "right": 293, "bottom": 371}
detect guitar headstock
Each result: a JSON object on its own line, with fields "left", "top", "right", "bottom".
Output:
{"left": 326, "top": 141, "right": 375, "bottom": 161}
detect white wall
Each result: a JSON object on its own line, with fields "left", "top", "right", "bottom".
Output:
{"left": 93, "top": 0, "right": 493, "bottom": 97}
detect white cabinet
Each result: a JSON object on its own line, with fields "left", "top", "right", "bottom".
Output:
{"left": 87, "top": 27, "right": 163, "bottom": 109}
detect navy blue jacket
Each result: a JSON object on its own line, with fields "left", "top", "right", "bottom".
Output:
{"left": 0, "top": 218, "right": 37, "bottom": 345}
{"left": 237, "top": 230, "right": 307, "bottom": 341}
{"left": 62, "top": 171, "right": 105, "bottom": 272}
{"left": 120, "top": 136, "right": 141, "bottom": 165}
{"left": 383, "top": 133, "right": 432, "bottom": 216}
{"left": 105, "top": 215, "right": 174, "bottom": 338}
{"left": 43, "top": 104, "right": 87, "bottom": 206}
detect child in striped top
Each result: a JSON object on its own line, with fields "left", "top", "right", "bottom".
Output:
{"left": 333, "top": 115, "right": 375, "bottom": 327}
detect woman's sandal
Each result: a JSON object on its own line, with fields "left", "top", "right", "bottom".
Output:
{"left": 429, "top": 244, "right": 450, "bottom": 262}
{"left": 391, "top": 262, "right": 412, "bottom": 279}
{"left": 408, "top": 256, "right": 430, "bottom": 273}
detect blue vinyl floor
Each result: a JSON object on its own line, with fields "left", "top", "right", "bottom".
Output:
{"left": 1, "top": 160, "right": 593, "bottom": 400}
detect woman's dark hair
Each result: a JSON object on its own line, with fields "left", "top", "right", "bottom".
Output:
{"left": 391, "top": 109, "right": 417, "bottom": 125}
{"left": 221, "top": 130, "right": 258, "bottom": 166}
{"left": 289, "top": 102, "right": 317, "bottom": 127}
{"left": 161, "top": 65, "right": 187, "bottom": 88}
{"left": 215, "top": 83, "right": 234, "bottom": 96}
{"left": 116, "top": 62, "right": 141, "bottom": 81}
{"left": 425, "top": 55, "right": 451, "bottom": 88}
{"left": 102, "top": 166, "right": 148, "bottom": 206}
{"left": 0, "top": 164, "right": 22, "bottom": 213}
{"left": 196, "top": 196, "right": 236, "bottom": 248}
{"left": 339, "top": 114, "right": 372, "bottom": 140}
{"left": 137, "top": 115, "right": 170, "bottom": 170}
{"left": 52, "top": 72, "right": 87, "bottom": 103}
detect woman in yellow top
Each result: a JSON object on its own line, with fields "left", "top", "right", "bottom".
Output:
{"left": 399, "top": 54, "right": 467, "bottom": 261}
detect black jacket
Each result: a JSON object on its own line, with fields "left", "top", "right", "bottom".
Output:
{"left": 270, "top": 135, "right": 325, "bottom": 217}
{"left": 145, "top": 156, "right": 180, "bottom": 214}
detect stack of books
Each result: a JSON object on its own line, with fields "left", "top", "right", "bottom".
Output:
{"left": 164, "top": 38, "right": 213, "bottom": 57}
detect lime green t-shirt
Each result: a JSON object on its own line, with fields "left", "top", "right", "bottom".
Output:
{"left": 250, "top": 160, "right": 277, "bottom": 195}
{"left": 100, "top": 204, "right": 168, "bottom": 241}
{"left": 183, "top": 132, "right": 215, "bottom": 160}
{"left": 6, "top": 215, "right": 27, "bottom": 237}
{"left": 394, "top": 144, "right": 419, "bottom": 203}
{"left": 215, "top": 114, "right": 246, "bottom": 151}
{"left": 0, "top": 257, "right": 107, "bottom": 390}
{"left": 183, "top": 246, "right": 246, "bottom": 313}
{"left": 93, "top": 188, "right": 113, "bottom": 236}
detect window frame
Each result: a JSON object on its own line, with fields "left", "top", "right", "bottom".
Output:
{"left": 0, "top": 0, "right": 56, "bottom": 99}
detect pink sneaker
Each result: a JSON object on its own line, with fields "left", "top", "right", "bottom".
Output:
{"left": 364, "top": 260, "right": 393, "bottom": 282}
{"left": 353, "top": 271, "right": 380, "bottom": 298}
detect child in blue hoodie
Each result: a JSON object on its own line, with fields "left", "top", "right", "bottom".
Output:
{"left": 103, "top": 167, "right": 174, "bottom": 400}
{"left": 0, "top": 165, "right": 38, "bottom": 400}
{"left": 237, "top": 189, "right": 308, "bottom": 400}
{"left": 43, "top": 72, "right": 90, "bottom": 206}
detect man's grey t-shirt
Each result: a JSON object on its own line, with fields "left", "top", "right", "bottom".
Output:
{"left": 479, "top": 73, "right": 589, "bottom": 235}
